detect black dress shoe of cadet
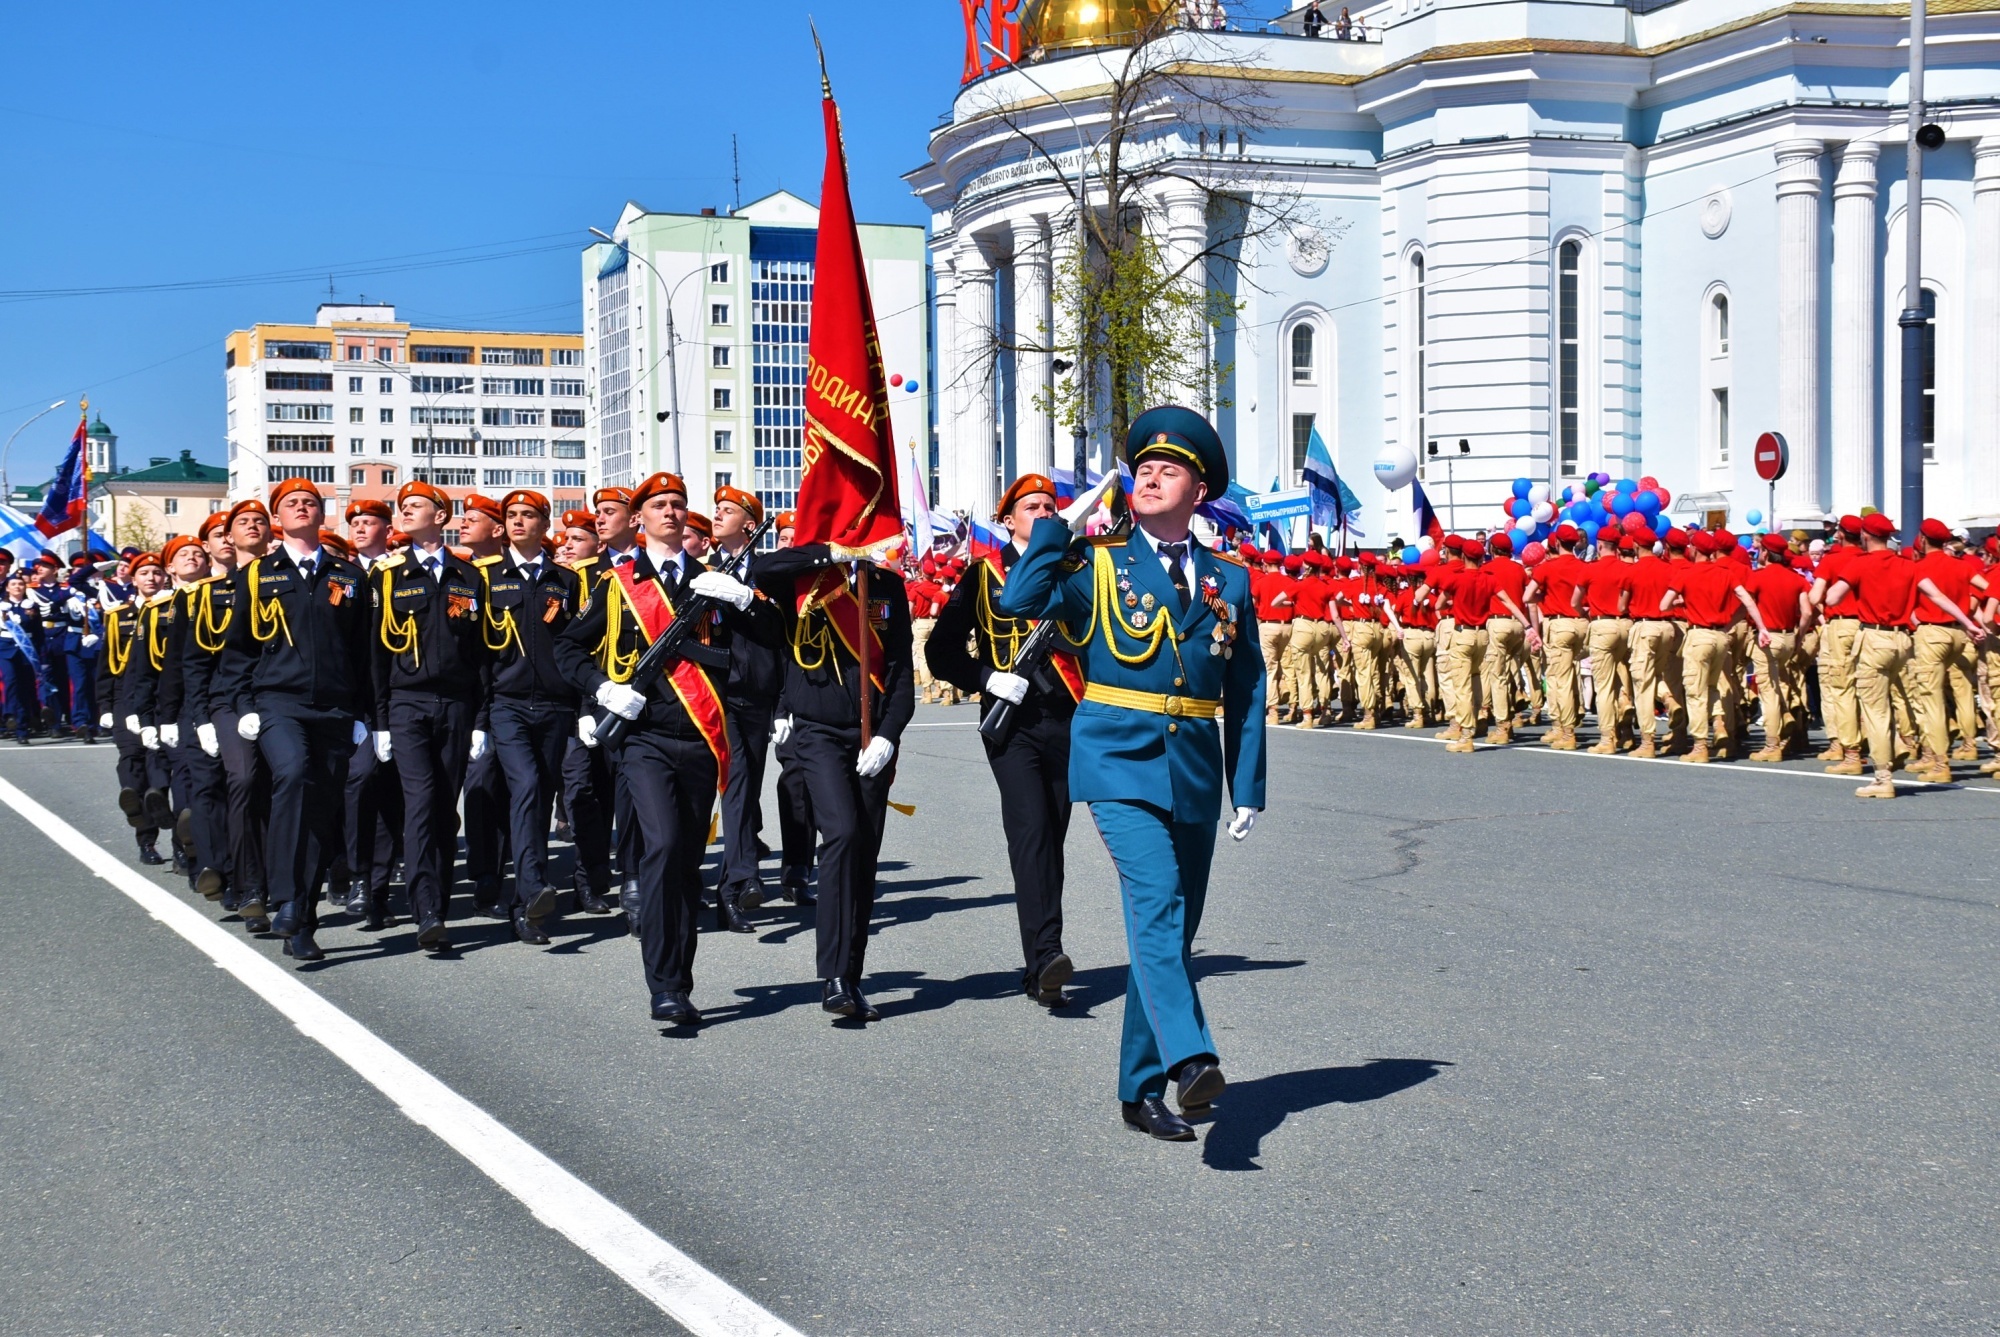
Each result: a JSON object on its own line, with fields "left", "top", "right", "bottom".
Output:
{"left": 270, "top": 899, "right": 303, "bottom": 939}
{"left": 1033, "top": 952, "right": 1074, "bottom": 1006}
{"left": 1122, "top": 1097, "right": 1197, "bottom": 1142}
{"left": 415, "top": 914, "right": 449, "bottom": 949}
{"left": 650, "top": 991, "right": 701, "bottom": 1025}
{"left": 236, "top": 889, "right": 267, "bottom": 921}
{"left": 522, "top": 885, "right": 558, "bottom": 921}
{"left": 511, "top": 907, "right": 550, "bottom": 946}
{"left": 1174, "top": 1060, "right": 1226, "bottom": 1114}
{"left": 736, "top": 880, "right": 766, "bottom": 912}
{"left": 136, "top": 837, "right": 165, "bottom": 866}
{"left": 243, "top": 915, "right": 272, "bottom": 936}
{"left": 343, "top": 878, "right": 368, "bottom": 917}
{"left": 195, "top": 868, "right": 225, "bottom": 901}
{"left": 283, "top": 931, "right": 325, "bottom": 963}
{"left": 473, "top": 877, "right": 506, "bottom": 919}
{"left": 174, "top": 808, "right": 194, "bottom": 851}
{"left": 715, "top": 893, "right": 754, "bottom": 934}
{"left": 143, "top": 787, "right": 175, "bottom": 830}
{"left": 118, "top": 788, "right": 144, "bottom": 828}
{"left": 821, "top": 978, "right": 856, "bottom": 1016}
{"left": 574, "top": 884, "right": 613, "bottom": 915}
{"left": 846, "top": 979, "right": 882, "bottom": 1023}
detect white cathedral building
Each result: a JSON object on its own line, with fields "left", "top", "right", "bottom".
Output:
{"left": 908, "top": 0, "right": 2000, "bottom": 540}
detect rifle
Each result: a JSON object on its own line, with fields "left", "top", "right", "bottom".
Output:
{"left": 594, "top": 514, "right": 775, "bottom": 750}
{"left": 977, "top": 616, "right": 1064, "bottom": 746}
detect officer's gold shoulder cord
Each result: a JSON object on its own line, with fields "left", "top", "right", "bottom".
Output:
{"left": 480, "top": 567, "right": 520, "bottom": 654}
{"left": 974, "top": 561, "right": 1028, "bottom": 672}
{"left": 1061, "top": 546, "right": 1172, "bottom": 666}
{"left": 598, "top": 571, "right": 641, "bottom": 684}
{"left": 104, "top": 604, "right": 133, "bottom": 676}
{"left": 247, "top": 559, "right": 295, "bottom": 647}
{"left": 193, "top": 579, "right": 233, "bottom": 653}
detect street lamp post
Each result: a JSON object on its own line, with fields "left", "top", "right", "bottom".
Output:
{"left": 1898, "top": 0, "right": 1931, "bottom": 537}
{"left": 3, "top": 400, "right": 68, "bottom": 506}
{"left": 590, "top": 227, "right": 703, "bottom": 477}
{"left": 979, "top": 46, "right": 1102, "bottom": 490}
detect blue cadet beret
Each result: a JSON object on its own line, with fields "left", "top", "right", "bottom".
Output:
{"left": 1125, "top": 405, "right": 1230, "bottom": 497}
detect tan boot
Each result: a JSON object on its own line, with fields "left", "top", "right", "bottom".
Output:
{"left": 1855, "top": 776, "right": 1898, "bottom": 799}
{"left": 1824, "top": 757, "right": 1865, "bottom": 776}
{"left": 1951, "top": 741, "right": 1980, "bottom": 763}
{"left": 1445, "top": 738, "right": 1476, "bottom": 754}
{"left": 1437, "top": 723, "right": 1462, "bottom": 741}
{"left": 1982, "top": 757, "right": 2000, "bottom": 775}
{"left": 1548, "top": 731, "right": 1578, "bottom": 751}
{"left": 1631, "top": 737, "right": 1658, "bottom": 759}
{"left": 1818, "top": 742, "right": 1845, "bottom": 763}
{"left": 1588, "top": 735, "right": 1619, "bottom": 755}
{"left": 1746, "top": 746, "right": 1782, "bottom": 763}
{"left": 1685, "top": 741, "right": 1711, "bottom": 764}
{"left": 1489, "top": 725, "right": 1511, "bottom": 746}
{"left": 1357, "top": 712, "right": 1377, "bottom": 731}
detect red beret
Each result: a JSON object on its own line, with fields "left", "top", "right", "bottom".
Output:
{"left": 161, "top": 535, "right": 204, "bottom": 566}
{"left": 197, "top": 511, "right": 229, "bottom": 540}
{"left": 630, "top": 472, "right": 689, "bottom": 509}
{"left": 684, "top": 510, "right": 712, "bottom": 538}
{"left": 1714, "top": 528, "right": 1736, "bottom": 546}
{"left": 1488, "top": 533, "right": 1511, "bottom": 555}
{"left": 1760, "top": 533, "right": 1790, "bottom": 555}
{"left": 774, "top": 510, "right": 796, "bottom": 530}
{"left": 461, "top": 492, "right": 504, "bottom": 522}
{"left": 1919, "top": 518, "right": 1953, "bottom": 543}
{"left": 995, "top": 473, "right": 1058, "bottom": 522}
{"left": 712, "top": 485, "right": 764, "bottom": 526}
{"left": 1631, "top": 526, "right": 1657, "bottom": 546}
{"left": 1860, "top": 512, "right": 1897, "bottom": 539}
{"left": 1690, "top": 530, "right": 1717, "bottom": 554}
{"left": 1358, "top": 552, "right": 1378, "bottom": 567}
{"left": 1554, "top": 524, "right": 1580, "bottom": 543}
{"left": 268, "top": 476, "right": 324, "bottom": 509}
{"left": 397, "top": 480, "right": 452, "bottom": 512}
{"left": 1663, "top": 527, "right": 1689, "bottom": 548}
{"left": 1598, "top": 525, "right": 1621, "bottom": 544}
{"left": 228, "top": 499, "right": 269, "bottom": 527}
{"left": 501, "top": 489, "right": 550, "bottom": 520}
{"left": 1837, "top": 514, "right": 1863, "bottom": 536}
{"left": 1236, "top": 543, "right": 1257, "bottom": 559}
{"left": 129, "top": 550, "right": 165, "bottom": 573}
{"left": 1441, "top": 535, "right": 1462, "bottom": 554}
{"left": 1616, "top": 536, "right": 1637, "bottom": 552}
{"left": 593, "top": 486, "right": 635, "bottom": 511}
{"left": 1282, "top": 554, "right": 1303, "bottom": 572}
{"left": 346, "top": 497, "right": 392, "bottom": 524}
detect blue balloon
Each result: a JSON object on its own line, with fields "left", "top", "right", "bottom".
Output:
{"left": 1635, "top": 492, "right": 1661, "bottom": 515}
{"left": 1511, "top": 478, "right": 1533, "bottom": 499}
{"left": 1615, "top": 478, "right": 1638, "bottom": 494}
{"left": 904, "top": 379, "right": 920, "bottom": 392}
{"left": 1739, "top": 533, "right": 1755, "bottom": 549}
{"left": 1402, "top": 545, "right": 1421, "bottom": 564}
{"left": 1508, "top": 498, "right": 1531, "bottom": 519}
{"left": 1559, "top": 487, "right": 1574, "bottom": 503}
{"left": 1534, "top": 522, "right": 1552, "bottom": 541}
{"left": 1610, "top": 494, "right": 1634, "bottom": 517}
{"left": 1745, "top": 508, "right": 1763, "bottom": 526}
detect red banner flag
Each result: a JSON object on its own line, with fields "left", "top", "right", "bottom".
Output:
{"left": 792, "top": 49, "right": 902, "bottom": 558}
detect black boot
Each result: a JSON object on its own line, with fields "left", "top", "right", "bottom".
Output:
{"left": 136, "top": 834, "right": 164, "bottom": 866}
{"left": 715, "top": 889, "right": 753, "bottom": 934}
{"left": 344, "top": 877, "right": 367, "bottom": 917}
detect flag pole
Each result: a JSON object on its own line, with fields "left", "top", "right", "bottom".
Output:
{"left": 856, "top": 561, "right": 872, "bottom": 747}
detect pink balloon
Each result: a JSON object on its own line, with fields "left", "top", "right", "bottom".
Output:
{"left": 1638, "top": 475, "right": 1658, "bottom": 491}
{"left": 1418, "top": 549, "right": 1440, "bottom": 567}
{"left": 1653, "top": 486, "right": 1672, "bottom": 508}
{"left": 1622, "top": 511, "right": 1648, "bottom": 533}
{"left": 1521, "top": 541, "right": 1546, "bottom": 565}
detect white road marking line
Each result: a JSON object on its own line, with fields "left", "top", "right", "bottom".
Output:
{"left": 1283, "top": 725, "right": 1978, "bottom": 791}
{"left": 906, "top": 720, "right": 975, "bottom": 728}
{"left": 0, "top": 775, "right": 804, "bottom": 1337}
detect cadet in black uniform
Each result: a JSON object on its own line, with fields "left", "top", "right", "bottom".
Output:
{"left": 768, "top": 511, "right": 818, "bottom": 905}
{"left": 456, "top": 492, "right": 512, "bottom": 917}
{"left": 709, "top": 484, "right": 782, "bottom": 931}
{"left": 477, "top": 488, "right": 583, "bottom": 945}
{"left": 210, "top": 478, "right": 373, "bottom": 963}
{"left": 754, "top": 538, "right": 916, "bottom": 1021}
{"left": 153, "top": 533, "right": 225, "bottom": 893}
{"left": 555, "top": 471, "right": 778, "bottom": 1025}
{"left": 97, "top": 551, "right": 171, "bottom": 863}
{"left": 0, "top": 573, "right": 44, "bottom": 744}
{"left": 555, "top": 511, "right": 616, "bottom": 915}
{"left": 29, "top": 554, "right": 85, "bottom": 738}
{"left": 338, "top": 498, "right": 404, "bottom": 927}
{"left": 369, "top": 480, "right": 491, "bottom": 950}
{"left": 927, "top": 473, "right": 1080, "bottom": 1007}
{"left": 188, "top": 500, "right": 270, "bottom": 926}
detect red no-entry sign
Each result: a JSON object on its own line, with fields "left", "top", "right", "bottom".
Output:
{"left": 1753, "top": 432, "right": 1789, "bottom": 483}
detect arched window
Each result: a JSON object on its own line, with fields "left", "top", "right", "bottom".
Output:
{"left": 1291, "top": 324, "right": 1315, "bottom": 384}
{"left": 1411, "top": 250, "right": 1427, "bottom": 454}
{"left": 1921, "top": 287, "right": 1938, "bottom": 462}
{"left": 1556, "top": 240, "right": 1581, "bottom": 478}
{"left": 1712, "top": 292, "right": 1730, "bottom": 354}
{"left": 1702, "top": 283, "right": 1733, "bottom": 470}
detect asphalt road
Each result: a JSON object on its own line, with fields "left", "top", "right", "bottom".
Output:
{"left": 1, "top": 709, "right": 1996, "bottom": 1335}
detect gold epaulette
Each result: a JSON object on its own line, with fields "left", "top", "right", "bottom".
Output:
{"left": 374, "top": 552, "right": 406, "bottom": 572}
{"left": 570, "top": 555, "right": 600, "bottom": 574}
{"left": 448, "top": 546, "right": 474, "bottom": 562}
{"left": 144, "top": 590, "right": 176, "bottom": 608}
{"left": 1085, "top": 535, "right": 1125, "bottom": 548}
{"left": 1212, "top": 549, "right": 1245, "bottom": 567}
{"left": 473, "top": 553, "right": 503, "bottom": 568}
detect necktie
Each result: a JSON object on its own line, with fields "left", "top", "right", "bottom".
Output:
{"left": 423, "top": 555, "right": 441, "bottom": 582}
{"left": 1160, "top": 542, "right": 1191, "bottom": 613}
{"left": 298, "top": 558, "right": 315, "bottom": 582}
{"left": 521, "top": 561, "right": 539, "bottom": 583}
{"left": 614, "top": 552, "right": 634, "bottom": 569}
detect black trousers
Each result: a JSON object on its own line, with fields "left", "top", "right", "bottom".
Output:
{"left": 114, "top": 724, "right": 169, "bottom": 839}
{"left": 773, "top": 728, "right": 818, "bottom": 871}
{"left": 213, "top": 710, "right": 268, "bottom": 898}
{"left": 171, "top": 738, "right": 228, "bottom": 875}
{"left": 789, "top": 720, "right": 892, "bottom": 983}
{"left": 390, "top": 696, "right": 471, "bottom": 924}
{"left": 561, "top": 736, "right": 614, "bottom": 896}
{"left": 0, "top": 650, "right": 34, "bottom": 736}
{"left": 342, "top": 737, "right": 402, "bottom": 895}
{"left": 491, "top": 696, "right": 571, "bottom": 907}
{"left": 717, "top": 702, "right": 772, "bottom": 898}
{"left": 983, "top": 708, "right": 1072, "bottom": 974}
{"left": 256, "top": 710, "right": 353, "bottom": 921}
{"left": 612, "top": 752, "right": 642, "bottom": 888}
{"left": 617, "top": 729, "right": 717, "bottom": 995}
{"left": 463, "top": 742, "right": 510, "bottom": 887}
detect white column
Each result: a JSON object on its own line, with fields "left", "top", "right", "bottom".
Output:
{"left": 1154, "top": 182, "right": 1211, "bottom": 410}
{"left": 1970, "top": 139, "right": 2000, "bottom": 517}
{"left": 1009, "top": 215, "right": 1054, "bottom": 481}
{"left": 931, "top": 246, "right": 959, "bottom": 511}
{"left": 1774, "top": 139, "right": 1827, "bottom": 525}
{"left": 954, "top": 235, "right": 999, "bottom": 519}
{"left": 1829, "top": 140, "right": 1880, "bottom": 516}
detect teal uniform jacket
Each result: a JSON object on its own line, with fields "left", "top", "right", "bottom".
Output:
{"left": 997, "top": 517, "right": 1266, "bottom": 821}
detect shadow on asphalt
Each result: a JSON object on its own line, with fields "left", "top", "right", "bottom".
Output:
{"left": 1200, "top": 1058, "right": 1453, "bottom": 1172}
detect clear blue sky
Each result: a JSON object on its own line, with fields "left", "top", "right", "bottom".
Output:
{"left": 0, "top": 1, "right": 963, "bottom": 483}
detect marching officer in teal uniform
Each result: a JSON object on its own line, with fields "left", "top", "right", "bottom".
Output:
{"left": 998, "top": 405, "right": 1267, "bottom": 1142}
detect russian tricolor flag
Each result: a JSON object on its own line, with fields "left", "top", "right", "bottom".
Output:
{"left": 36, "top": 408, "right": 91, "bottom": 539}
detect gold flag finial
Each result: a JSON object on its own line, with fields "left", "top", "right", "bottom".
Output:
{"left": 80, "top": 395, "right": 89, "bottom": 414}
{"left": 810, "top": 17, "right": 833, "bottom": 99}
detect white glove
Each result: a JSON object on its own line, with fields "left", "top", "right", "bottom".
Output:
{"left": 160, "top": 723, "right": 180, "bottom": 749}
{"left": 688, "top": 570, "right": 754, "bottom": 611}
{"left": 985, "top": 670, "right": 1029, "bottom": 705}
{"left": 140, "top": 725, "right": 160, "bottom": 751}
{"left": 81, "top": 634, "right": 100, "bottom": 649}
{"left": 196, "top": 722, "right": 220, "bottom": 757}
{"left": 351, "top": 720, "right": 369, "bottom": 747}
{"left": 1229, "top": 806, "right": 1257, "bottom": 841}
{"left": 469, "top": 729, "right": 489, "bottom": 761}
{"left": 124, "top": 713, "right": 141, "bottom": 735}
{"left": 1060, "top": 470, "right": 1120, "bottom": 534}
{"left": 373, "top": 731, "right": 393, "bottom": 764}
{"left": 595, "top": 680, "right": 646, "bottom": 721}
{"left": 577, "top": 714, "right": 600, "bottom": 749}
{"left": 237, "top": 712, "right": 261, "bottom": 741}
{"left": 99, "top": 712, "right": 113, "bottom": 730}
{"left": 770, "top": 714, "right": 793, "bottom": 746}
{"left": 856, "top": 735, "right": 895, "bottom": 778}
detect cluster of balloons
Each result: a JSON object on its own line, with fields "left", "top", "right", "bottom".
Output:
{"left": 1494, "top": 472, "right": 1677, "bottom": 555}
{"left": 887, "top": 373, "right": 922, "bottom": 394}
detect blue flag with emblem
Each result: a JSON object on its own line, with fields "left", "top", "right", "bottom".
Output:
{"left": 1302, "top": 425, "right": 1365, "bottom": 539}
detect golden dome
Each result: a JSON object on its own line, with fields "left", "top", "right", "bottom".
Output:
{"left": 1018, "top": 0, "right": 1177, "bottom": 55}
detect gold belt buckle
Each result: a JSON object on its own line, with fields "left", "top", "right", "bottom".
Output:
{"left": 1163, "top": 695, "right": 1185, "bottom": 717}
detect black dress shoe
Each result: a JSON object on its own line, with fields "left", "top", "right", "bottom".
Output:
{"left": 195, "top": 868, "right": 225, "bottom": 901}
{"left": 243, "top": 915, "right": 272, "bottom": 936}
{"left": 271, "top": 899, "right": 303, "bottom": 938}
{"left": 473, "top": 877, "right": 506, "bottom": 919}
{"left": 174, "top": 809, "right": 194, "bottom": 850}
{"left": 821, "top": 978, "right": 856, "bottom": 1016}
{"left": 171, "top": 848, "right": 193, "bottom": 878}
{"left": 237, "top": 890, "right": 267, "bottom": 921}
{"left": 136, "top": 836, "right": 165, "bottom": 866}
{"left": 846, "top": 979, "right": 882, "bottom": 1022}
{"left": 520, "top": 885, "right": 556, "bottom": 920}
{"left": 118, "top": 788, "right": 145, "bottom": 829}
{"left": 715, "top": 893, "right": 753, "bottom": 934}
{"left": 143, "top": 787, "right": 175, "bottom": 830}
{"left": 343, "top": 878, "right": 368, "bottom": 917}
{"left": 283, "top": 931, "right": 325, "bottom": 963}
{"left": 511, "top": 907, "right": 550, "bottom": 946}
{"left": 735, "top": 880, "right": 766, "bottom": 912}
{"left": 415, "top": 914, "right": 448, "bottom": 948}
{"left": 1174, "top": 1060, "right": 1226, "bottom": 1114}
{"left": 1122, "top": 1097, "right": 1197, "bottom": 1141}
{"left": 649, "top": 990, "right": 701, "bottom": 1025}
{"left": 1035, "top": 952, "right": 1073, "bottom": 1000}
{"left": 574, "top": 885, "right": 613, "bottom": 915}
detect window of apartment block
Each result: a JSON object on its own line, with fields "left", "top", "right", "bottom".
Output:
{"left": 714, "top": 472, "right": 732, "bottom": 493}
{"left": 712, "top": 303, "right": 730, "bottom": 325}
{"left": 552, "top": 408, "right": 584, "bottom": 428}
{"left": 552, "top": 348, "right": 584, "bottom": 367}
{"left": 710, "top": 261, "right": 729, "bottom": 284}
{"left": 553, "top": 469, "right": 586, "bottom": 488}
{"left": 380, "top": 377, "right": 394, "bottom": 393}
{"left": 348, "top": 407, "right": 365, "bottom": 423}
{"left": 350, "top": 437, "right": 366, "bottom": 454}
{"left": 163, "top": 499, "right": 179, "bottom": 515}
{"left": 379, "top": 407, "right": 394, "bottom": 423}
{"left": 380, "top": 438, "right": 395, "bottom": 454}
{"left": 713, "top": 387, "right": 732, "bottom": 411}
{"left": 350, "top": 467, "right": 368, "bottom": 486}
{"left": 712, "top": 344, "right": 730, "bottom": 368}
{"left": 209, "top": 500, "right": 224, "bottom": 514}
{"left": 348, "top": 376, "right": 363, "bottom": 393}
{"left": 714, "top": 429, "right": 732, "bottom": 453}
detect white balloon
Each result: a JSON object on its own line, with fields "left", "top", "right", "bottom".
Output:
{"left": 1531, "top": 501, "right": 1554, "bottom": 523}
{"left": 1513, "top": 514, "right": 1536, "bottom": 534}
{"left": 1527, "top": 483, "right": 1551, "bottom": 505}
{"left": 1414, "top": 535, "right": 1435, "bottom": 551}
{"left": 1372, "top": 444, "right": 1419, "bottom": 491}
